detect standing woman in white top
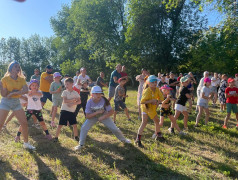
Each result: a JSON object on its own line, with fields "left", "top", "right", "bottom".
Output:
{"left": 196, "top": 71, "right": 209, "bottom": 111}
{"left": 136, "top": 68, "right": 148, "bottom": 119}
{"left": 77, "top": 67, "right": 93, "bottom": 87}
{"left": 211, "top": 72, "right": 220, "bottom": 106}
{"left": 0, "top": 61, "right": 35, "bottom": 150}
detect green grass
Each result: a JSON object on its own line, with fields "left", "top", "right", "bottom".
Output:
{"left": 0, "top": 88, "right": 238, "bottom": 179}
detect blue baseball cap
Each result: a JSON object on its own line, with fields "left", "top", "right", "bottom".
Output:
{"left": 147, "top": 75, "right": 158, "bottom": 82}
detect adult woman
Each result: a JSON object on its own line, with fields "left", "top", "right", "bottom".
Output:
{"left": 218, "top": 74, "right": 228, "bottom": 112}
{"left": 0, "top": 61, "right": 35, "bottom": 150}
{"left": 136, "top": 68, "right": 148, "bottom": 119}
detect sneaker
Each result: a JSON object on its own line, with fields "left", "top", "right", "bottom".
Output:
{"left": 155, "top": 135, "right": 166, "bottom": 142}
{"left": 23, "top": 142, "right": 36, "bottom": 150}
{"left": 168, "top": 127, "right": 175, "bottom": 134}
{"left": 179, "top": 131, "right": 186, "bottom": 136}
{"left": 15, "top": 136, "right": 20, "bottom": 142}
{"left": 75, "top": 136, "right": 80, "bottom": 142}
{"left": 122, "top": 139, "right": 131, "bottom": 144}
{"left": 222, "top": 125, "right": 227, "bottom": 129}
{"left": 45, "top": 134, "right": 52, "bottom": 140}
{"left": 151, "top": 133, "right": 157, "bottom": 139}
{"left": 74, "top": 145, "right": 84, "bottom": 150}
{"left": 135, "top": 140, "right": 144, "bottom": 148}
{"left": 50, "top": 121, "right": 56, "bottom": 128}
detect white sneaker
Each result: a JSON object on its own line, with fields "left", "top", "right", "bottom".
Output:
{"left": 74, "top": 145, "right": 84, "bottom": 150}
{"left": 123, "top": 139, "right": 131, "bottom": 144}
{"left": 179, "top": 131, "right": 187, "bottom": 136}
{"left": 23, "top": 142, "right": 36, "bottom": 150}
{"left": 152, "top": 133, "right": 157, "bottom": 139}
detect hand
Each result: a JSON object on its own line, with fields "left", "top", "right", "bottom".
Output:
{"left": 97, "top": 109, "right": 105, "bottom": 114}
{"left": 57, "top": 87, "right": 61, "bottom": 93}
{"left": 98, "top": 116, "right": 105, "bottom": 122}
{"left": 167, "top": 95, "right": 171, "bottom": 99}
{"left": 151, "top": 99, "right": 158, "bottom": 105}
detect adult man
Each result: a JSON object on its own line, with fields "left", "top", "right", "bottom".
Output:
{"left": 96, "top": 72, "right": 108, "bottom": 89}
{"left": 40, "top": 65, "right": 53, "bottom": 107}
{"left": 108, "top": 64, "right": 122, "bottom": 102}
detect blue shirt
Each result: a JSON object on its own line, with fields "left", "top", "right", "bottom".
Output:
{"left": 109, "top": 70, "right": 121, "bottom": 87}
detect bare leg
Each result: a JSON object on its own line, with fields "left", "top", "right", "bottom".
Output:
{"left": 137, "top": 114, "right": 148, "bottom": 135}
{"left": 124, "top": 108, "right": 130, "bottom": 119}
{"left": 4, "top": 112, "right": 15, "bottom": 126}
{"left": 204, "top": 108, "right": 209, "bottom": 125}
{"left": 14, "top": 109, "right": 29, "bottom": 143}
{"left": 51, "top": 106, "right": 57, "bottom": 123}
{"left": 0, "top": 110, "right": 10, "bottom": 130}
{"left": 153, "top": 116, "right": 160, "bottom": 133}
{"left": 182, "top": 111, "right": 188, "bottom": 129}
{"left": 169, "top": 115, "right": 181, "bottom": 132}
{"left": 224, "top": 113, "right": 231, "bottom": 126}
{"left": 55, "top": 125, "right": 63, "bottom": 138}
{"left": 72, "top": 124, "right": 78, "bottom": 137}
{"left": 113, "top": 111, "right": 117, "bottom": 123}
{"left": 195, "top": 106, "right": 203, "bottom": 126}
{"left": 172, "top": 110, "right": 181, "bottom": 128}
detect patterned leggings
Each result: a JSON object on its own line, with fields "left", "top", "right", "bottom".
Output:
{"left": 25, "top": 110, "right": 44, "bottom": 122}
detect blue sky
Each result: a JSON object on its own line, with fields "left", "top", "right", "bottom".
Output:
{"left": 0, "top": 0, "right": 223, "bottom": 39}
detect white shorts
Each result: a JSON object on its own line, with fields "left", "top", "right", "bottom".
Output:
{"left": 175, "top": 104, "right": 187, "bottom": 112}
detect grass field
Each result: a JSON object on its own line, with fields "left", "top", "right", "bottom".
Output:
{"left": 0, "top": 88, "right": 238, "bottom": 180}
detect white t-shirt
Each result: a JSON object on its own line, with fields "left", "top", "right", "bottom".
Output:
{"left": 165, "top": 77, "right": 169, "bottom": 84}
{"left": 197, "top": 86, "right": 211, "bottom": 104}
{"left": 211, "top": 77, "right": 220, "bottom": 87}
{"left": 73, "top": 76, "right": 78, "bottom": 85}
{"left": 157, "top": 78, "right": 161, "bottom": 87}
{"left": 78, "top": 75, "right": 90, "bottom": 83}
{"left": 197, "top": 77, "right": 205, "bottom": 91}
{"left": 61, "top": 90, "right": 80, "bottom": 112}
{"left": 26, "top": 91, "right": 42, "bottom": 110}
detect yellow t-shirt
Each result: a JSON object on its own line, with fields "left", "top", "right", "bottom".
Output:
{"left": 40, "top": 72, "right": 53, "bottom": 92}
{"left": 1, "top": 76, "right": 27, "bottom": 98}
{"left": 141, "top": 87, "right": 164, "bottom": 119}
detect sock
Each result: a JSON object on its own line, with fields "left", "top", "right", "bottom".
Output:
{"left": 137, "top": 134, "right": 142, "bottom": 141}
{"left": 44, "top": 130, "right": 49, "bottom": 135}
{"left": 17, "top": 132, "right": 21, "bottom": 136}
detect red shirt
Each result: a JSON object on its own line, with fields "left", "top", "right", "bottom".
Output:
{"left": 225, "top": 87, "right": 238, "bottom": 104}
{"left": 120, "top": 72, "right": 128, "bottom": 77}
{"left": 177, "top": 76, "right": 182, "bottom": 81}
{"left": 73, "top": 85, "right": 80, "bottom": 95}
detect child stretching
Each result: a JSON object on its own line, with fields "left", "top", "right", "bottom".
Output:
{"left": 158, "top": 85, "right": 185, "bottom": 135}
{"left": 74, "top": 86, "right": 130, "bottom": 150}
{"left": 54, "top": 78, "right": 81, "bottom": 142}
{"left": 113, "top": 77, "right": 131, "bottom": 123}
{"left": 15, "top": 79, "right": 52, "bottom": 142}
{"left": 169, "top": 76, "right": 191, "bottom": 134}
{"left": 223, "top": 78, "right": 238, "bottom": 129}
{"left": 50, "top": 72, "right": 63, "bottom": 128}
{"left": 74, "top": 80, "right": 90, "bottom": 117}
{"left": 195, "top": 78, "right": 212, "bottom": 127}
{"left": 135, "top": 75, "right": 164, "bottom": 148}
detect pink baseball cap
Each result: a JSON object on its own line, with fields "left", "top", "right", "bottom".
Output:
{"left": 53, "top": 72, "right": 62, "bottom": 78}
{"left": 204, "top": 77, "right": 211, "bottom": 83}
{"left": 160, "top": 85, "right": 173, "bottom": 90}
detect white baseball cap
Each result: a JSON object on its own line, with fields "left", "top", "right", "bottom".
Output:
{"left": 91, "top": 86, "right": 103, "bottom": 94}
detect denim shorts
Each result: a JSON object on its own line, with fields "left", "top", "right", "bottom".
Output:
{"left": 52, "top": 98, "right": 62, "bottom": 107}
{"left": 0, "top": 97, "right": 22, "bottom": 111}
{"left": 40, "top": 91, "right": 52, "bottom": 103}
{"left": 197, "top": 102, "right": 209, "bottom": 109}
{"left": 114, "top": 100, "right": 127, "bottom": 111}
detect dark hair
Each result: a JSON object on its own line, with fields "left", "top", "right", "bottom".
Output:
{"left": 65, "top": 77, "right": 74, "bottom": 83}
{"left": 102, "top": 96, "right": 110, "bottom": 106}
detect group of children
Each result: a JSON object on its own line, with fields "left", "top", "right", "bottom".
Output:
{"left": 0, "top": 61, "right": 237, "bottom": 151}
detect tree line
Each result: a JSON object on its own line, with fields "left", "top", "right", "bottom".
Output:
{"left": 0, "top": 0, "right": 237, "bottom": 82}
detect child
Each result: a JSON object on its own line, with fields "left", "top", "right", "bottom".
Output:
{"left": 169, "top": 76, "right": 191, "bottom": 134}
{"left": 15, "top": 79, "right": 52, "bottom": 142}
{"left": 74, "top": 80, "right": 90, "bottom": 117}
{"left": 223, "top": 78, "right": 238, "bottom": 129}
{"left": 0, "top": 61, "right": 35, "bottom": 150}
{"left": 50, "top": 72, "right": 63, "bottom": 128}
{"left": 158, "top": 85, "right": 185, "bottom": 135}
{"left": 54, "top": 78, "right": 81, "bottom": 142}
{"left": 113, "top": 77, "right": 131, "bottom": 123}
{"left": 74, "top": 86, "right": 130, "bottom": 150}
{"left": 195, "top": 78, "right": 212, "bottom": 127}
{"left": 135, "top": 75, "right": 164, "bottom": 148}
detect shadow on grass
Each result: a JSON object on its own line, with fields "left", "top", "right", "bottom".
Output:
{"left": 83, "top": 137, "right": 192, "bottom": 179}
{"left": 0, "top": 159, "right": 29, "bottom": 180}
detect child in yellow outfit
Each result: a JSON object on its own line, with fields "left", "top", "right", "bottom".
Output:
{"left": 135, "top": 75, "right": 164, "bottom": 148}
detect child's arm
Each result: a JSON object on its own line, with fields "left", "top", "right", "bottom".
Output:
{"left": 86, "top": 109, "right": 105, "bottom": 119}
{"left": 7, "top": 85, "right": 28, "bottom": 98}
{"left": 98, "top": 109, "right": 114, "bottom": 121}
{"left": 67, "top": 97, "right": 81, "bottom": 107}
{"left": 63, "top": 96, "right": 77, "bottom": 104}
{"left": 161, "top": 95, "right": 170, "bottom": 106}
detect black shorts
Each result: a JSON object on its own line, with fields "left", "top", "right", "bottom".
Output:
{"left": 25, "top": 110, "right": 44, "bottom": 122}
{"left": 114, "top": 100, "right": 127, "bottom": 111}
{"left": 40, "top": 91, "right": 52, "bottom": 103}
{"left": 160, "top": 107, "right": 173, "bottom": 117}
{"left": 59, "top": 110, "right": 77, "bottom": 126}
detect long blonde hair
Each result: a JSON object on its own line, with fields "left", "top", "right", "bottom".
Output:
{"left": 4, "top": 61, "right": 25, "bottom": 78}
